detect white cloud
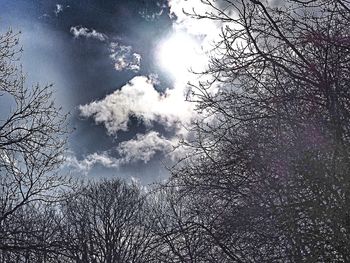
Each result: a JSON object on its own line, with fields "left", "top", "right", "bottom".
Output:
{"left": 163, "top": 0, "right": 238, "bottom": 104}
{"left": 75, "top": 1, "right": 232, "bottom": 170}
{"left": 139, "top": 1, "right": 167, "bottom": 21}
{"left": 117, "top": 131, "right": 175, "bottom": 163}
{"left": 66, "top": 152, "right": 120, "bottom": 173}
{"left": 140, "top": 9, "right": 164, "bottom": 21}
{"left": 77, "top": 71, "right": 196, "bottom": 171}
{"left": 79, "top": 75, "right": 194, "bottom": 134}
{"left": 168, "top": 0, "right": 222, "bottom": 46}
{"left": 109, "top": 42, "right": 141, "bottom": 72}
{"left": 39, "top": 13, "right": 51, "bottom": 20}
{"left": 70, "top": 26, "right": 107, "bottom": 42}
{"left": 65, "top": 131, "right": 179, "bottom": 173}
{"left": 54, "top": 4, "right": 63, "bottom": 16}
{"left": 152, "top": 0, "right": 228, "bottom": 89}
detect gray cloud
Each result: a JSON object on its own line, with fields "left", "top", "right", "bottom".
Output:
{"left": 139, "top": 9, "right": 164, "bottom": 21}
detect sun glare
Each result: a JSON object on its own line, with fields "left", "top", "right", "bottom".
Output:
{"left": 156, "top": 32, "right": 205, "bottom": 83}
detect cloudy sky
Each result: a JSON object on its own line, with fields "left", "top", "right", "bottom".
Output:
{"left": 0, "top": 0, "right": 222, "bottom": 183}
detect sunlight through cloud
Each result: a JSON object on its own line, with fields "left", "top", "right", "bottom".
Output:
{"left": 156, "top": 31, "right": 207, "bottom": 83}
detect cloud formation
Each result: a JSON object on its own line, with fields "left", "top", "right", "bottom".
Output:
{"left": 74, "top": 0, "right": 226, "bottom": 174}
{"left": 117, "top": 131, "right": 175, "bottom": 163}
{"left": 70, "top": 26, "right": 107, "bottom": 41}
{"left": 54, "top": 4, "right": 63, "bottom": 16}
{"left": 66, "top": 131, "right": 177, "bottom": 174}
{"left": 139, "top": 1, "right": 167, "bottom": 21}
{"left": 168, "top": 0, "right": 221, "bottom": 44}
{"left": 66, "top": 152, "right": 119, "bottom": 173}
{"left": 109, "top": 42, "right": 141, "bottom": 72}
{"left": 79, "top": 75, "right": 193, "bottom": 134}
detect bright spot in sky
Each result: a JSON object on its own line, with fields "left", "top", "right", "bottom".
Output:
{"left": 156, "top": 31, "right": 206, "bottom": 83}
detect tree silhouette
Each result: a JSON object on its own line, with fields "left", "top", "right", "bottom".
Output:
{"left": 170, "top": 0, "right": 350, "bottom": 261}
{"left": 0, "top": 29, "right": 69, "bottom": 259}
{"left": 59, "top": 179, "right": 155, "bottom": 263}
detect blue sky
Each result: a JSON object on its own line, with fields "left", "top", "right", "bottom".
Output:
{"left": 0, "top": 0, "right": 221, "bottom": 183}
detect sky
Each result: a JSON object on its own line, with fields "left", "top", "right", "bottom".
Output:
{"left": 0, "top": 0, "right": 223, "bottom": 184}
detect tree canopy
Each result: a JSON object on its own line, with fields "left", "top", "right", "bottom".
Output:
{"left": 1, "top": 0, "right": 350, "bottom": 262}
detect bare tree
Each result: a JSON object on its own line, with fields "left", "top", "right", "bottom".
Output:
{"left": 59, "top": 179, "right": 155, "bottom": 263}
{"left": 0, "top": 202, "right": 66, "bottom": 263}
{"left": 148, "top": 188, "right": 215, "bottom": 263}
{"left": 0, "top": 29, "right": 69, "bottom": 257}
{"left": 170, "top": 0, "right": 350, "bottom": 261}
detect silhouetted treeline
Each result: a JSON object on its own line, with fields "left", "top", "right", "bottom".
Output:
{"left": 1, "top": 0, "right": 350, "bottom": 262}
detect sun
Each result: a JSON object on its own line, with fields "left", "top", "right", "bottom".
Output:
{"left": 156, "top": 31, "right": 205, "bottom": 83}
